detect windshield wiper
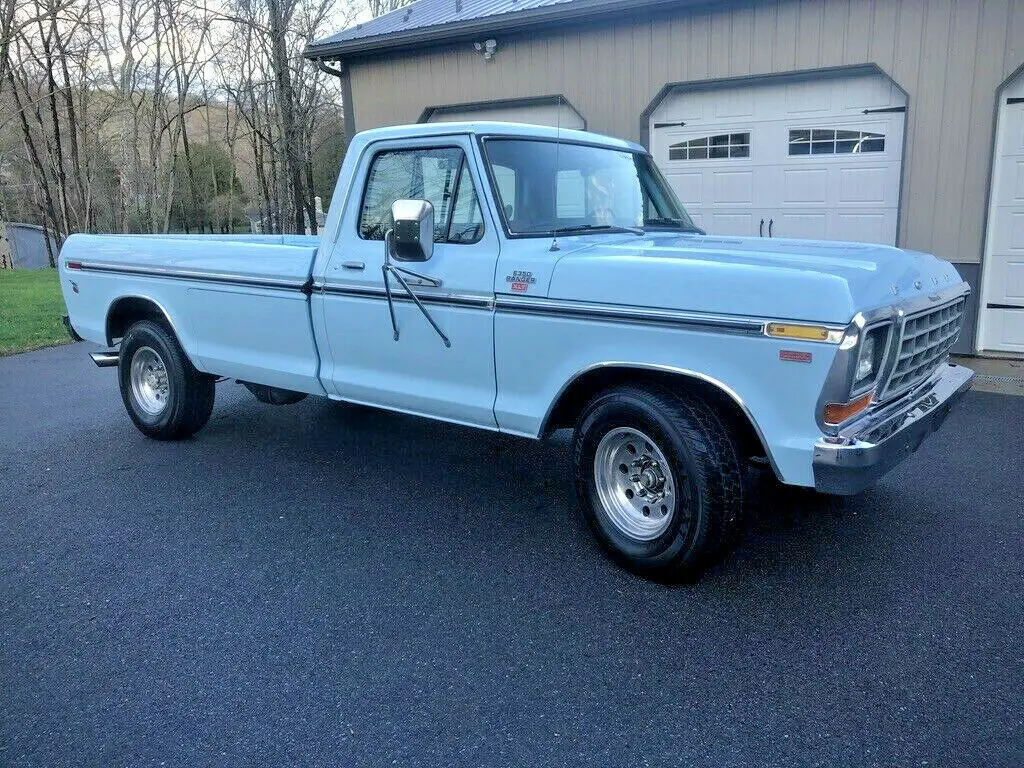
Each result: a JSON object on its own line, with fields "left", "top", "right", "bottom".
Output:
{"left": 643, "top": 217, "right": 702, "bottom": 232}
{"left": 555, "top": 223, "right": 645, "bottom": 236}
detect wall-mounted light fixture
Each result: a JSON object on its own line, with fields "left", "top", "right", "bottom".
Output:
{"left": 473, "top": 39, "right": 498, "bottom": 61}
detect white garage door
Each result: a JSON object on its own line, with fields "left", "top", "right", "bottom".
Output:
{"left": 978, "top": 73, "right": 1024, "bottom": 353}
{"left": 425, "top": 100, "right": 585, "bottom": 130}
{"left": 650, "top": 74, "right": 906, "bottom": 244}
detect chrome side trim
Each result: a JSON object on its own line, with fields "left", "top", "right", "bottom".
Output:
{"left": 495, "top": 294, "right": 768, "bottom": 335}
{"left": 73, "top": 260, "right": 308, "bottom": 291}
{"left": 538, "top": 360, "right": 782, "bottom": 481}
{"left": 315, "top": 282, "right": 494, "bottom": 310}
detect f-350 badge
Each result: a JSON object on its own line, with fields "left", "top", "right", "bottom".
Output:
{"left": 506, "top": 270, "right": 537, "bottom": 293}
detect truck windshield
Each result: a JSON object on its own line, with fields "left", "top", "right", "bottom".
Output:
{"left": 483, "top": 138, "right": 697, "bottom": 237}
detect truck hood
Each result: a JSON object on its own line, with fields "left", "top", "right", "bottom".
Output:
{"left": 546, "top": 233, "right": 965, "bottom": 324}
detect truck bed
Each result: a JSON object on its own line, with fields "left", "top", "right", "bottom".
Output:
{"left": 60, "top": 232, "right": 325, "bottom": 396}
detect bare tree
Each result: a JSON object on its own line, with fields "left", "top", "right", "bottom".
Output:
{"left": 1, "top": 0, "right": 352, "bottom": 241}
{"left": 365, "top": 0, "right": 411, "bottom": 18}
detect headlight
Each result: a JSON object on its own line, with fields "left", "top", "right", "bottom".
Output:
{"left": 852, "top": 325, "right": 890, "bottom": 394}
{"left": 855, "top": 334, "right": 876, "bottom": 383}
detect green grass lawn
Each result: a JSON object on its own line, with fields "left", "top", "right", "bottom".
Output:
{"left": 0, "top": 268, "right": 71, "bottom": 355}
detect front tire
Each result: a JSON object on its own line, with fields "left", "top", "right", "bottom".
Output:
{"left": 118, "top": 319, "right": 215, "bottom": 440}
{"left": 572, "top": 386, "right": 744, "bottom": 580}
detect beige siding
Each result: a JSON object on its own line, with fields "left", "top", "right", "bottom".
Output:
{"left": 347, "top": 0, "right": 1024, "bottom": 265}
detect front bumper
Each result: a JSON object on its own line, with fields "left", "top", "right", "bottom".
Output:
{"left": 812, "top": 362, "right": 974, "bottom": 495}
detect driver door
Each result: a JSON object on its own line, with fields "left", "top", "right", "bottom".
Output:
{"left": 318, "top": 137, "right": 499, "bottom": 428}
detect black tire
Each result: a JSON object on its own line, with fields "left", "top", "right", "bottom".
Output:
{"left": 118, "top": 319, "right": 215, "bottom": 440}
{"left": 572, "top": 385, "right": 744, "bottom": 580}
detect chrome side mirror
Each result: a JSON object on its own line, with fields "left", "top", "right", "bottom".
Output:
{"left": 388, "top": 199, "right": 434, "bottom": 262}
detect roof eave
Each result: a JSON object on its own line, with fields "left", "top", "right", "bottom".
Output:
{"left": 304, "top": 0, "right": 714, "bottom": 61}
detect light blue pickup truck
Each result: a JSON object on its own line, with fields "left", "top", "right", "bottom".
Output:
{"left": 60, "top": 121, "right": 973, "bottom": 578}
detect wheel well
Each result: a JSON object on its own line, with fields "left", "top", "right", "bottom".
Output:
{"left": 542, "top": 366, "right": 770, "bottom": 463}
{"left": 106, "top": 297, "right": 173, "bottom": 346}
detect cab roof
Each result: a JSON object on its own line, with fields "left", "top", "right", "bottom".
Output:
{"left": 352, "top": 121, "right": 647, "bottom": 154}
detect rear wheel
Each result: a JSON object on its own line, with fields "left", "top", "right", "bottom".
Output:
{"left": 118, "top": 319, "right": 215, "bottom": 440}
{"left": 572, "top": 385, "right": 744, "bottom": 580}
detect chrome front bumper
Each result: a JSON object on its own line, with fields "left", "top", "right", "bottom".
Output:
{"left": 812, "top": 362, "right": 975, "bottom": 495}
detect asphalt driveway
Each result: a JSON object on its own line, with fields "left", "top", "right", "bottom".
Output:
{"left": 2, "top": 343, "right": 1022, "bottom": 767}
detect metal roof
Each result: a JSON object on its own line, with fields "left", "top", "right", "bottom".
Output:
{"left": 305, "top": 0, "right": 708, "bottom": 60}
{"left": 321, "top": 0, "right": 573, "bottom": 45}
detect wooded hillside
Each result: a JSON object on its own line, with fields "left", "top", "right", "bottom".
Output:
{"left": 0, "top": 0, "right": 408, "bottom": 264}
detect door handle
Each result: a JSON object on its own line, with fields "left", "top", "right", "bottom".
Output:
{"left": 768, "top": 219, "right": 774, "bottom": 238}
{"left": 759, "top": 218, "right": 764, "bottom": 237}
{"left": 341, "top": 260, "right": 365, "bottom": 270}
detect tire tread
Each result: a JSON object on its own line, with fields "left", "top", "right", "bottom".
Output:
{"left": 118, "top": 319, "right": 215, "bottom": 440}
{"left": 572, "top": 385, "right": 744, "bottom": 578}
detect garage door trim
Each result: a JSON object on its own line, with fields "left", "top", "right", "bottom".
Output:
{"left": 975, "top": 61, "right": 1024, "bottom": 354}
{"left": 418, "top": 94, "right": 586, "bottom": 129}
{"left": 638, "top": 64, "right": 908, "bottom": 152}
{"left": 644, "top": 66, "right": 910, "bottom": 245}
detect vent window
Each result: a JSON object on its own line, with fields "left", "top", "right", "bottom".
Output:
{"left": 788, "top": 129, "right": 885, "bottom": 156}
{"left": 668, "top": 133, "right": 750, "bottom": 161}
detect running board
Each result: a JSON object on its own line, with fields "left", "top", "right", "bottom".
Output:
{"left": 90, "top": 351, "right": 119, "bottom": 367}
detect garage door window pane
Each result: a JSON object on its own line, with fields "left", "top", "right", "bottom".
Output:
{"left": 668, "top": 132, "right": 750, "bottom": 160}
{"left": 447, "top": 167, "right": 485, "bottom": 244}
{"left": 493, "top": 165, "right": 517, "bottom": 221}
{"left": 790, "top": 128, "right": 885, "bottom": 156}
{"left": 556, "top": 169, "right": 587, "bottom": 218}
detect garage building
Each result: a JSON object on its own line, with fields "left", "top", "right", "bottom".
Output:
{"left": 306, "top": 0, "right": 1024, "bottom": 356}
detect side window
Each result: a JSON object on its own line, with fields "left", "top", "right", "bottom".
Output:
{"left": 447, "top": 168, "right": 484, "bottom": 244}
{"left": 359, "top": 147, "right": 483, "bottom": 243}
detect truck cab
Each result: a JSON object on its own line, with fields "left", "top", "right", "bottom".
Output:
{"left": 59, "top": 121, "right": 974, "bottom": 579}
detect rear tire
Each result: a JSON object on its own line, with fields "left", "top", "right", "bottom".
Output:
{"left": 572, "top": 385, "right": 744, "bottom": 580}
{"left": 118, "top": 319, "right": 215, "bottom": 440}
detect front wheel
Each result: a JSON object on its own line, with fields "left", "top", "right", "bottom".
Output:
{"left": 572, "top": 386, "right": 744, "bottom": 580}
{"left": 118, "top": 319, "right": 215, "bottom": 440}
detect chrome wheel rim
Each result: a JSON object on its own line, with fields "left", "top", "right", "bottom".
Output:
{"left": 129, "top": 346, "right": 169, "bottom": 417}
{"left": 593, "top": 427, "right": 676, "bottom": 541}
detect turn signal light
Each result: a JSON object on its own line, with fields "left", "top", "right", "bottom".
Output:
{"left": 823, "top": 392, "right": 873, "bottom": 426}
{"left": 766, "top": 322, "right": 842, "bottom": 343}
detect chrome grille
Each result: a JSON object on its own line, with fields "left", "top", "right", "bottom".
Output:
{"left": 882, "top": 297, "right": 966, "bottom": 398}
